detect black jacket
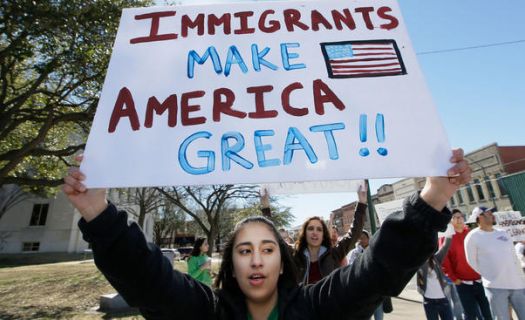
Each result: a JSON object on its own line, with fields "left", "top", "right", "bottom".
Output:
{"left": 79, "top": 192, "right": 451, "bottom": 319}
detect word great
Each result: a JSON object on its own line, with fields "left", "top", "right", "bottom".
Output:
{"left": 108, "top": 79, "right": 345, "bottom": 132}
{"left": 178, "top": 123, "right": 345, "bottom": 175}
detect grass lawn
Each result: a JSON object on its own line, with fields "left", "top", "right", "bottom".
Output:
{"left": 0, "top": 258, "right": 219, "bottom": 320}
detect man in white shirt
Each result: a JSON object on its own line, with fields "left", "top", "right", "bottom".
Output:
{"left": 465, "top": 207, "right": 525, "bottom": 320}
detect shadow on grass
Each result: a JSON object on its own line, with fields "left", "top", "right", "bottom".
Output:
{"left": 0, "top": 306, "right": 143, "bottom": 320}
{"left": 0, "top": 252, "right": 92, "bottom": 268}
{"left": 0, "top": 306, "right": 75, "bottom": 319}
{"left": 100, "top": 308, "right": 142, "bottom": 319}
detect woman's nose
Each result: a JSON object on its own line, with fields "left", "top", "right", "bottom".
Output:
{"left": 251, "top": 251, "right": 263, "bottom": 268}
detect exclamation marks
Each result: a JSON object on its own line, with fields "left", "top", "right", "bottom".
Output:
{"left": 375, "top": 113, "right": 388, "bottom": 156}
{"left": 359, "top": 113, "right": 388, "bottom": 157}
{"left": 359, "top": 114, "right": 370, "bottom": 157}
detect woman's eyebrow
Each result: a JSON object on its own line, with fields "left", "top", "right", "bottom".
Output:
{"left": 234, "top": 241, "right": 253, "bottom": 249}
{"left": 234, "top": 239, "right": 277, "bottom": 248}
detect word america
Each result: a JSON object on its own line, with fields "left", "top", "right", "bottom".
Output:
{"left": 108, "top": 79, "right": 344, "bottom": 132}
{"left": 130, "top": 6, "right": 399, "bottom": 44}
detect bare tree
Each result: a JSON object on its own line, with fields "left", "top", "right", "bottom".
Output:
{"left": 0, "top": 184, "right": 33, "bottom": 221}
{"left": 153, "top": 201, "right": 186, "bottom": 247}
{"left": 116, "top": 187, "right": 164, "bottom": 229}
{"left": 157, "top": 185, "right": 259, "bottom": 256}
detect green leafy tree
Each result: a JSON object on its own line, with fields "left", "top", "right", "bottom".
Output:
{"left": 0, "top": 0, "right": 151, "bottom": 194}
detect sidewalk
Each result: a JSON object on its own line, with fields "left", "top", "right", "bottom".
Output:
{"left": 384, "top": 286, "right": 425, "bottom": 319}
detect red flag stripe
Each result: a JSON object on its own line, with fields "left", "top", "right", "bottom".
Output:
{"left": 331, "top": 62, "right": 400, "bottom": 69}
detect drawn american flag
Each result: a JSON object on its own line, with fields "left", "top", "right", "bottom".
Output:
{"left": 320, "top": 40, "right": 407, "bottom": 78}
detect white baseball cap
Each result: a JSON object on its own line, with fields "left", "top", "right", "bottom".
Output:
{"left": 466, "top": 206, "right": 496, "bottom": 224}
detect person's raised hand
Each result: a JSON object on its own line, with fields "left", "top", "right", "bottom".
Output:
{"left": 260, "top": 188, "right": 270, "bottom": 209}
{"left": 421, "top": 148, "right": 471, "bottom": 211}
{"left": 62, "top": 155, "right": 108, "bottom": 222}
{"left": 357, "top": 180, "right": 368, "bottom": 204}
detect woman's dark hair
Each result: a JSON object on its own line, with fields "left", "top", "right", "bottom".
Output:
{"left": 191, "top": 237, "right": 207, "bottom": 257}
{"left": 293, "top": 217, "right": 331, "bottom": 265}
{"left": 215, "top": 216, "right": 298, "bottom": 294}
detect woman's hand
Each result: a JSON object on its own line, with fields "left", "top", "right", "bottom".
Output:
{"left": 62, "top": 155, "right": 108, "bottom": 222}
{"left": 420, "top": 148, "right": 471, "bottom": 211}
{"left": 357, "top": 180, "right": 368, "bottom": 204}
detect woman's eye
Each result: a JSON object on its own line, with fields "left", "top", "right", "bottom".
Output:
{"left": 262, "top": 248, "right": 274, "bottom": 254}
{"left": 239, "top": 249, "right": 251, "bottom": 255}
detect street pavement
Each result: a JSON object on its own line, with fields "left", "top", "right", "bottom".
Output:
{"left": 385, "top": 277, "right": 425, "bottom": 319}
{"left": 385, "top": 277, "right": 518, "bottom": 319}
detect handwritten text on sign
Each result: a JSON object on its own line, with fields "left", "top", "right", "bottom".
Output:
{"left": 81, "top": 0, "right": 451, "bottom": 188}
{"left": 495, "top": 211, "right": 525, "bottom": 241}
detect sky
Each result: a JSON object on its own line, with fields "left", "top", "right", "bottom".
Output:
{"left": 158, "top": 0, "right": 525, "bottom": 226}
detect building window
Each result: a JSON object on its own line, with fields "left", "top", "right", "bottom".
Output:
{"left": 29, "top": 204, "right": 49, "bottom": 226}
{"left": 22, "top": 242, "right": 40, "bottom": 252}
{"left": 466, "top": 184, "right": 475, "bottom": 202}
{"left": 485, "top": 176, "right": 496, "bottom": 199}
{"left": 495, "top": 173, "right": 508, "bottom": 196}
{"left": 474, "top": 179, "right": 485, "bottom": 200}
{"left": 450, "top": 195, "right": 456, "bottom": 206}
{"left": 456, "top": 190, "right": 464, "bottom": 204}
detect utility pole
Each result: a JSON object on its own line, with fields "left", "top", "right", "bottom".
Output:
{"left": 365, "top": 179, "right": 378, "bottom": 234}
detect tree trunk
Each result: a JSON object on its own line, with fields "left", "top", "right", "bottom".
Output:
{"left": 207, "top": 223, "right": 219, "bottom": 257}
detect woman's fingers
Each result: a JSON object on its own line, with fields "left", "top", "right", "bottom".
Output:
{"left": 64, "top": 175, "right": 86, "bottom": 193}
{"left": 449, "top": 148, "right": 464, "bottom": 163}
{"left": 446, "top": 148, "right": 471, "bottom": 186}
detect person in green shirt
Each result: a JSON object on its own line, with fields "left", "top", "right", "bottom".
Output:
{"left": 187, "top": 237, "right": 212, "bottom": 286}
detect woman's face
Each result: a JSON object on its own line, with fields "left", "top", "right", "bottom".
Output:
{"left": 200, "top": 239, "right": 209, "bottom": 254}
{"left": 232, "top": 222, "right": 282, "bottom": 304}
{"left": 306, "top": 219, "right": 324, "bottom": 248}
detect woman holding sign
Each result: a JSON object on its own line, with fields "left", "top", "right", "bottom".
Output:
{"left": 63, "top": 149, "right": 470, "bottom": 319}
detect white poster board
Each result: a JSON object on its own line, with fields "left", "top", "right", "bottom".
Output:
{"left": 375, "top": 198, "right": 404, "bottom": 224}
{"left": 495, "top": 211, "right": 525, "bottom": 241}
{"left": 82, "top": 0, "right": 451, "bottom": 188}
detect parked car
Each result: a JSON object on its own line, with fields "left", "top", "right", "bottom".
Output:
{"left": 177, "top": 246, "right": 193, "bottom": 260}
{"left": 161, "top": 248, "right": 181, "bottom": 264}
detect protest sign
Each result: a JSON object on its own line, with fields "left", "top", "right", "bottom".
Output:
{"left": 494, "top": 211, "right": 525, "bottom": 241}
{"left": 375, "top": 198, "right": 404, "bottom": 224}
{"left": 81, "top": 0, "right": 451, "bottom": 188}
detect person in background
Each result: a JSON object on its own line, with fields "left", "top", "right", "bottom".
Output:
{"left": 514, "top": 240, "right": 525, "bottom": 273}
{"left": 417, "top": 223, "right": 455, "bottom": 320}
{"left": 331, "top": 226, "right": 349, "bottom": 266}
{"left": 187, "top": 237, "right": 212, "bottom": 286}
{"left": 290, "top": 183, "right": 367, "bottom": 284}
{"left": 465, "top": 207, "right": 525, "bottom": 320}
{"left": 441, "top": 209, "right": 492, "bottom": 319}
{"left": 348, "top": 229, "right": 387, "bottom": 320}
{"left": 278, "top": 228, "right": 294, "bottom": 246}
